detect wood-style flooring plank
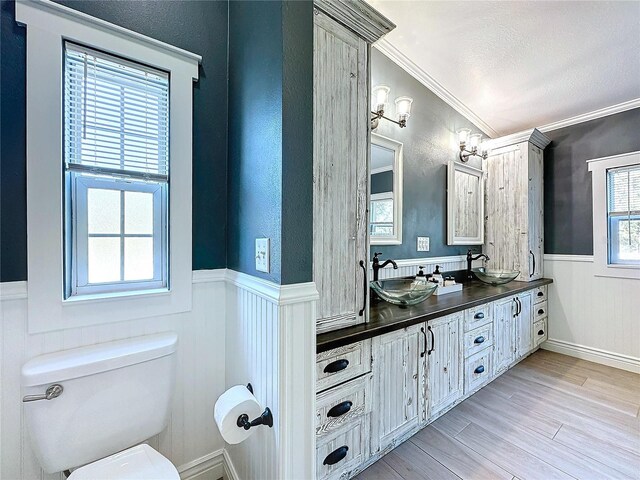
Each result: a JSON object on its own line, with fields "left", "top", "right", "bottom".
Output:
{"left": 465, "top": 385, "right": 562, "bottom": 438}
{"left": 512, "top": 361, "right": 640, "bottom": 416}
{"left": 429, "top": 409, "right": 471, "bottom": 437}
{"left": 453, "top": 422, "right": 574, "bottom": 480}
{"left": 553, "top": 424, "right": 640, "bottom": 479}
{"left": 410, "top": 425, "right": 513, "bottom": 480}
{"left": 448, "top": 395, "right": 636, "bottom": 480}
{"left": 356, "top": 458, "right": 404, "bottom": 480}
{"left": 382, "top": 440, "right": 461, "bottom": 480}
{"left": 581, "top": 377, "right": 640, "bottom": 405}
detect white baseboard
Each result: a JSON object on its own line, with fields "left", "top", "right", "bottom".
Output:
{"left": 541, "top": 339, "right": 640, "bottom": 374}
{"left": 178, "top": 450, "right": 226, "bottom": 480}
{"left": 223, "top": 449, "right": 241, "bottom": 480}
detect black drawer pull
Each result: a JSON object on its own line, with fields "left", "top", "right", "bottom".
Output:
{"left": 474, "top": 365, "right": 485, "bottom": 374}
{"left": 327, "top": 401, "right": 353, "bottom": 418}
{"left": 324, "top": 359, "right": 349, "bottom": 374}
{"left": 538, "top": 329, "right": 545, "bottom": 336}
{"left": 538, "top": 309, "right": 545, "bottom": 315}
{"left": 323, "top": 446, "right": 349, "bottom": 466}
{"left": 537, "top": 291, "right": 544, "bottom": 297}
{"left": 474, "top": 312, "right": 485, "bottom": 319}
{"left": 474, "top": 336, "right": 485, "bottom": 344}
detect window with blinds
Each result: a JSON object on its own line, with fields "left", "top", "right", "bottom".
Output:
{"left": 607, "top": 165, "right": 640, "bottom": 265}
{"left": 64, "top": 42, "right": 169, "bottom": 297}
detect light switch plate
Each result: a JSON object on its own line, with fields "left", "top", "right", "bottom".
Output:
{"left": 255, "top": 238, "right": 270, "bottom": 273}
{"left": 417, "top": 236, "right": 430, "bottom": 252}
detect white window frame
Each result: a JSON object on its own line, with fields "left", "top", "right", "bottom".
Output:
{"left": 71, "top": 175, "right": 168, "bottom": 296}
{"left": 17, "top": 0, "right": 201, "bottom": 333}
{"left": 370, "top": 133, "right": 403, "bottom": 245}
{"left": 587, "top": 151, "right": 640, "bottom": 280}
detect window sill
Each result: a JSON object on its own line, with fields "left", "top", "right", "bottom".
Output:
{"left": 63, "top": 287, "right": 170, "bottom": 305}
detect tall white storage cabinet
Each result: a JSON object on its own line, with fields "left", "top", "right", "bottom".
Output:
{"left": 483, "top": 129, "right": 550, "bottom": 282}
{"left": 313, "top": 2, "right": 394, "bottom": 333}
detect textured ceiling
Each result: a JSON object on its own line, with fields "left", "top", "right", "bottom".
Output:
{"left": 366, "top": 1, "right": 640, "bottom": 136}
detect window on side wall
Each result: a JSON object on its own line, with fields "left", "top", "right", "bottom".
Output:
{"left": 64, "top": 44, "right": 169, "bottom": 298}
{"left": 588, "top": 152, "right": 640, "bottom": 279}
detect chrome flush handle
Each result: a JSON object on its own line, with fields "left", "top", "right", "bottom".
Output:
{"left": 23, "top": 384, "right": 63, "bottom": 403}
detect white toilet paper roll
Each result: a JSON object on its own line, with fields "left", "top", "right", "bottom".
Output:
{"left": 214, "top": 385, "right": 263, "bottom": 444}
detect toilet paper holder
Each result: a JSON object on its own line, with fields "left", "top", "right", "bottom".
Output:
{"left": 236, "top": 384, "right": 273, "bottom": 430}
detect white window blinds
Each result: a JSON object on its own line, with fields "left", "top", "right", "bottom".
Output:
{"left": 608, "top": 165, "right": 640, "bottom": 217}
{"left": 64, "top": 42, "right": 169, "bottom": 181}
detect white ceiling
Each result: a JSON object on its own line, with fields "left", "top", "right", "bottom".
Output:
{"left": 367, "top": 1, "right": 640, "bottom": 137}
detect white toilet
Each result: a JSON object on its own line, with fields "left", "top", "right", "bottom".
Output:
{"left": 21, "top": 332, "right": 180, "bottom": 479}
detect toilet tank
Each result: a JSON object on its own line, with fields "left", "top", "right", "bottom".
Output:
{"left": 21, "top": 332, "right": 178, "bottom": 474}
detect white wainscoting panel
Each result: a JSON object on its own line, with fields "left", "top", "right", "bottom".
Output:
{"left": 225, "top": 272, "right": 318, "bottom": 480}
{"left": 0, "top": 274, "right": 227, "bottom": 480}
{"left": 543, "top": 256, "right": 640, "bottom": 373}
{"left": 371, "top": 255, "right": 483, "bottom": 280}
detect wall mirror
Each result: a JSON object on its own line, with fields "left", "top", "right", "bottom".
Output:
{"left": 447, "top": 161, "right": 484, "bottom": 245}
{"left": 370, "top": 134, "right": 403, "bottom": 245}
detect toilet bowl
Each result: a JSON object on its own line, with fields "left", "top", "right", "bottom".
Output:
{"left": 68, "top": 444, "right": 179, "bottom": 480}
{"left": 22, "top": 332, "right": 180, "bottom": 477}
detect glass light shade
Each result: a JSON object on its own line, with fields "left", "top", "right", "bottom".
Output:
{"left": 372, "top": 85, "right": 390, "bottom": 111}
{"left": 469, "top": 133, "right": 482, "bottom": 150}
{"left": 457, "top": 128, "right": 471, "bottom": 145}
{"left": 395, "top": 96, "right": 413, "bottom": 119}
{"left": 480, "top": 140, "right": 491, "bottom": 156}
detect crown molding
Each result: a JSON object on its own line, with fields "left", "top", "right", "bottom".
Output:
{"left": 314, "top": 0, "right": 395, "bottom": 43}
{"left": 373, "top": 38, "right": 499, "bottom": 138}
{"left": 537, "top": 98, "right": 640, "bottom": 133}
{"left": 488, "top": 128, "right": 551, "bottom": 150}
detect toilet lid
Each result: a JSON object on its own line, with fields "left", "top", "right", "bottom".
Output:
{"left": 68, "top": 444, "right": 179, "bottom": 480}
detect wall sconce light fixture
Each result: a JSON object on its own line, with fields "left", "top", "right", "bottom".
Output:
{"left": 371, "top": 85, "right": 413, "bottom": 130}
{"left": 457, "top": 128, "right": 491, "bottom": 162}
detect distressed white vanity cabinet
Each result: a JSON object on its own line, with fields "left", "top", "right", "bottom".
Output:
{"left": 313, "top": 2, "right": 394, "bottom": 334}
{"left": 484, "top": 129, "right": 550, "bottom": 281}
{"left": 494, "top": 291, "right": 534, "bottom": 375}
{"left": 426, "top": 313, "right": 463, "bottom": 417}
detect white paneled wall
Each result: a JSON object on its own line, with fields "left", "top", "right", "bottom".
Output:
{"left": 543, "top": 256, "right": 640, "bottom": 373}
{"left": 371, "top": 255, "right": 482, "bottom": 280}
{"left": 0, "top": 275, "right": 227, "bottom": 480}
{"left": 225, "top": 273, "right": 318, "bottom": 480}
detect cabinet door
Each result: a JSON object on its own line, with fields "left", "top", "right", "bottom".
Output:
{"left": 427, "top": 313, "right": 463, "bottom": 419}
{"left": 484, "top": 144, "right": 528, "bottom": 280}
{"left": 371, "top": 325, "right": 425, "bottom": 453}
{"left": 515, "top": 292, "right": 533, "bottom": 359}
{"left": 493, "top": 296, "right": 515, "bottom": 374}
{"left": 313, "top": 13, "right": 369, "bottom": 333}
{"left": 526, "top": 144, "right": 544, "bottom": 280}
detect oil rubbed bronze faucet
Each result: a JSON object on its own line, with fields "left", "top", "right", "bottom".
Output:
{"left": 372, "top": 252, "right": 398, "bottom": 281}
{"left": 467, "top": 249, "right": 490, "bottom": 279}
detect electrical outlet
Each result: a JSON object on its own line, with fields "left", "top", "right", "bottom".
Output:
{"left": 417, "top": 236, "right": 430, "bottom": 252}
{"left": 255, "top": 238, "right": 270, "bottom": 273}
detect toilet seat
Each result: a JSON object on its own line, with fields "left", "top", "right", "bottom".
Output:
{"left": 68, "top": 444, "right": 179, "bottom": 480}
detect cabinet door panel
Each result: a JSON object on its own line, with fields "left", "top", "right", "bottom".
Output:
{"left": 515, "top": 292, "right": 533, "bottom": 359}
{"left": 427, "top": 314, "right": 463, "bottom": 419}
{"left": 372, "top": 325, "right": 424, "bottom": 453}
{"left": 493, "top": 297, "right": 515, "bottom": 374}
{"left": 313, "top": 14, "right": 368, "bottom": 333}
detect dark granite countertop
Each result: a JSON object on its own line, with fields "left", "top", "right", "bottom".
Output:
{"left": 317, "top": 278, "right": 553, "bottom": 353}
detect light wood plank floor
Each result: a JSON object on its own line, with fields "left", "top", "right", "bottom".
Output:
{"left": 356, "top": 350, "right": 640, "bottom": 480}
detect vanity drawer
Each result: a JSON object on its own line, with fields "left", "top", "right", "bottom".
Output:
{"left": 533, "top": 301, "right": 548, "bottom": 322}
{"left": 464, "top": 303, "right": 493, "bottom": 332}
{"left": 533, "top": 285, "right": 547, "bottom": 304}
{"left": 463, "top": 324, "right": 493, "bottom": 358}
{"left": 316, "top": 415, "right": 369, "bottom": 480}
{"left": 316, "top": 374, "right": 372, "bottom": 438}
{"left": 464, "top": 348, "right": 493, "bottom": 394}
{"left": 534, "top": 318, "right": 548, "bottom": 347}
{"left": 316, "top": 340, "right": 371, "bottom": 393}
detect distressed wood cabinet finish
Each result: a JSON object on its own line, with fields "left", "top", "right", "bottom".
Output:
{"left": 514, "top": 291, "right": 533, "bottom": 361}
{"left": 313, "top": 10, "right": 369, "bottom": 334}
{"left": 483, "top": 129, "right": 550, "bottom": 282}
{"left": 371, "top": 325, "right": 426, "bottom": 454}
{"left": 426, "top": 313, "right": 463, "bottom": 418}
{"left": 493, "top": 296, "right": 516, "bottom": 375}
